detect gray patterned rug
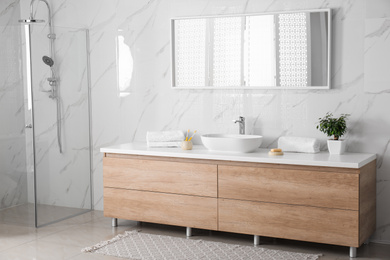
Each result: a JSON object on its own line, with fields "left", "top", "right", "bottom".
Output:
{"left": 82, "top": 230, "right": 322, "bottom": 260}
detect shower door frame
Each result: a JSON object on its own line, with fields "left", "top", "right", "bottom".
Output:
{"left": 24, "top": 24, "right": 93, "bottom": 228}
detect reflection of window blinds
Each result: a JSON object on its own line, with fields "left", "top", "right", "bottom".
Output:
{"left": 175, "top": 19, "right": 206, "bottom": 86}
{"left": 244, "top": 15, "right": 276, "bottom": 86}
{"left": 116, "top": 35, "right": 133, "bottom": 96}
{"left": 212, "top": 17, "right": 243, "bottom": 86}
{"left": 278, "top": 13, "right": 311, "bottom": 87}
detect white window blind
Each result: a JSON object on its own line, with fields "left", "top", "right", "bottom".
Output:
{"left": 212, "top": 17, "right": 243, "bottom": 86}
{"left": 175, "top": 19, "right": 207, "bottom": 87}
{"left": 278, "top": 13, "right": 311, "bottom": 87}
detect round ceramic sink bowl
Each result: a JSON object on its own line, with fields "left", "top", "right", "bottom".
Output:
{"left": 201, "top": 134, "right": 263, "bottom": 153}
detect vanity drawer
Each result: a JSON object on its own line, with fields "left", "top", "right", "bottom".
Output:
{"left": 218, "top": 165, "right": 359, "bottom": 210}
{"left": 103, "top": 157, "right": 217, "bottom": 197}
{"left": 104, "top": 188, "right": 218, "bottom": 230}
{"left": 218, "top": 198, "right": 359, "bottom": 247}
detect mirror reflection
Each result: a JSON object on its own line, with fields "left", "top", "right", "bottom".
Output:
{"left": 172, "top": 9, "right": 330, "bottom": 89}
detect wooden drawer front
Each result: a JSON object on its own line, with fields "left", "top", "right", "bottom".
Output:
{"left": 218, "top": 165, "right": 359, "bottom": 210}
{"left": 359, "top": 161, "right": 376, "bottom": 245}
{"left": 103, "top": 157, "right": 217, "bottom": 197}
{"left": 219, "top": 199, "right": 359, "bottom": 247}
{"left": 104, "top": 188, "right": 218, "bottom": 230}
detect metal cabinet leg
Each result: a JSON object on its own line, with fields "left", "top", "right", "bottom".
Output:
{"left": 349, "top": 247, "right": 357, "bottom": 258}
{"left": 112, "top": 218, "right": 118, "bottom": 227}
{"left": 186, "top": 227, "right": 192, "bottom": 237}
{"left": 254, "top": 235, "right": 260, "bottom": 246}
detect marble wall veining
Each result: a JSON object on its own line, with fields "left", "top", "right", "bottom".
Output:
{"left": 0, "top": 0, "right": 92, "bottom": 211}
{"left": 2, "top": 0, "right": 388, "bottom": 243}
{"left": 21, "top": 23, "right": 92, "bottom": 209}
{"left": 0, "top": 0, "right": 28, "bottom": 210}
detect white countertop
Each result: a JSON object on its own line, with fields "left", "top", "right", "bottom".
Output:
{"left": 101, "top": 142, "right": 376, "bottom": 169}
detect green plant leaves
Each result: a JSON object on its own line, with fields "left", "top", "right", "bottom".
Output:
{"left": 316, "top": 112, "right": 349, "bottom": 140}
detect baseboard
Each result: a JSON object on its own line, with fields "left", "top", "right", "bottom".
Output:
{"left": 369, "top": 239, "right": 390, "bottom": 245}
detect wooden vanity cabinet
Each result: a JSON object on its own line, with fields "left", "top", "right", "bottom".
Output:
{"left": 218, "top": 164, "right": 360, "bottom": 210}
{"left": 103, "top": 154, "right": 218, "bottom": 230}
{"left": 104, "top": 188, "right": 217, "bottom": 230}
{"left": 103, "top": 155, "right": 217, "bottom": 197}
{"left": 103, "top": 153, "right": 376, "bottom": 252}
{"left": 217, "top": 162, "right": 375, "bottom": 248}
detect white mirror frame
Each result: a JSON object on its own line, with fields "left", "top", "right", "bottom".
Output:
{"left": 171, "top": 9, "right": 331, "bottom": 90}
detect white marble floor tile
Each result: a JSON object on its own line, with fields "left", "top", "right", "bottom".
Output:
{"left": 0, "top": 223, "right": 65, "bottom": 252}
{"left": 0, "top": 240, "right": 81, "bottom": 260}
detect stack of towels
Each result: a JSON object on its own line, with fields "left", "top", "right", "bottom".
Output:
{"left": 278, "top": 136, "right": 320, "bottom": 153}
{"left": 146, "top": 130, "right": 185, "bottom": 148}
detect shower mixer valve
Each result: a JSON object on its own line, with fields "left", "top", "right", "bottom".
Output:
{"left": 42, "top": 77, "right": 58, "bottom": 99}
{"left": 47, "top": 77, "right": 57, "bottom": 86}
{"left": 47, "top": 33, "right": 56, "bottom": 39}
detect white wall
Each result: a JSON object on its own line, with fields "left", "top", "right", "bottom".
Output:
{"left": 14, "top": 0, "right": 390, "bottom": 243}
{"left": 0, "top": 1, "right": 92, "bottom": 210}
{"left": 23, "top": 24, "right": 92, "bottom": 209}
{"left": 0, "top": 0, "right": 28, "bottom": 210}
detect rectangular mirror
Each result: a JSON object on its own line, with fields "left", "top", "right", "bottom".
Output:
{"left": 171, "top": 9, "right": 331, "bottom": 89}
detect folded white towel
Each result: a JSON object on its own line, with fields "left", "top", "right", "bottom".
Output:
{"left": 146, "top": 130, "right": 185, "bottom": 143}
{"left": 147, "top": 141, "right": 182, "bottom": 148}
{"left": 278, "top": 136, "right": 320, "bottom": 154}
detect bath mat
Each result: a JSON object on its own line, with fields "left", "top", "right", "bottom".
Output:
{"left": 82, "top": 230, "right": 322, "bottom": 260}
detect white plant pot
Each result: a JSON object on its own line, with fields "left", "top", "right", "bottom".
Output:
{"left": 327, "top": 139, "right": 347, "bottom": 154}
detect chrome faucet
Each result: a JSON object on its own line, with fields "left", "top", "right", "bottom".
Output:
{"left": 233, "top": 116, "right": 245, "bottom": 135}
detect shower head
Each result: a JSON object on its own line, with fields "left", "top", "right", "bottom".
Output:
{"left": 42, "top": 56, "right": 54, "bottom": 67}
{"left": 18, "top": 0, "right": 52, "bottom": 26}
{"left": 18, "top": 18, "right": 45, "bottom": 23}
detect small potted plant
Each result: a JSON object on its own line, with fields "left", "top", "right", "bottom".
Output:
{"left": 316, "top": 112, "right": 350, "bottom": 154}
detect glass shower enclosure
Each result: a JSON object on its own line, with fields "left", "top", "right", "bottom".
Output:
{"left": 0, "top": 22, "right": 92, "bottom": 227}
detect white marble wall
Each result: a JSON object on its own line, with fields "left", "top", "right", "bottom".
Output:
{"left": 364, "top": 1, "right": 390, "bottom": 94}
{"left": 0, "top": 0, "right": 92, "bottom": 211}
{"left": 362, "top": 0, "right": 390, "bottom": 244}
{"left": 0, "top": 0, "right": 28, "bottom": 210}
{"left": 10, "top": 0, "right": 390, "bottom": 243}
{"left": 21, "top": 23, "right": 92, "bottom": 209}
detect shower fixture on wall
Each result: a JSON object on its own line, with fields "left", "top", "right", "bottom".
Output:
{"left": 42, "top": 55, "right": 58, "bottom": 92}
{"left": 19, "top": 0, "right": 62, "bottom": 153}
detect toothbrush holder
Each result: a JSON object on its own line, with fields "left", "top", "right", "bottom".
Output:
{"left": 181, "top": 141, "right": 193, "bottom": 150}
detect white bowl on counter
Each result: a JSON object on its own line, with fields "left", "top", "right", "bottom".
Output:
{"left": 201, "top": 134, "right": 263, "bottom": 153}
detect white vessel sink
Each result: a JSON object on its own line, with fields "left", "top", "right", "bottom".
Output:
{"left": 201, "top": 134, "right": 263, "bottom": 153}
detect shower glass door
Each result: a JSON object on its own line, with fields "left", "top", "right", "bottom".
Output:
{"left": 0, "top": 24, "right": 30, "bottom": 225}
{"left": 23, "top": 24, "right": 92, "bottom": 227}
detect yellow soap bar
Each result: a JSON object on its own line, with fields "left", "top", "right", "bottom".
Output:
{"left": 271, "top": 148, "right": 282, "bottom": 152}
{"left": 268, "top": 151, "right": 284, "bottom": 156}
